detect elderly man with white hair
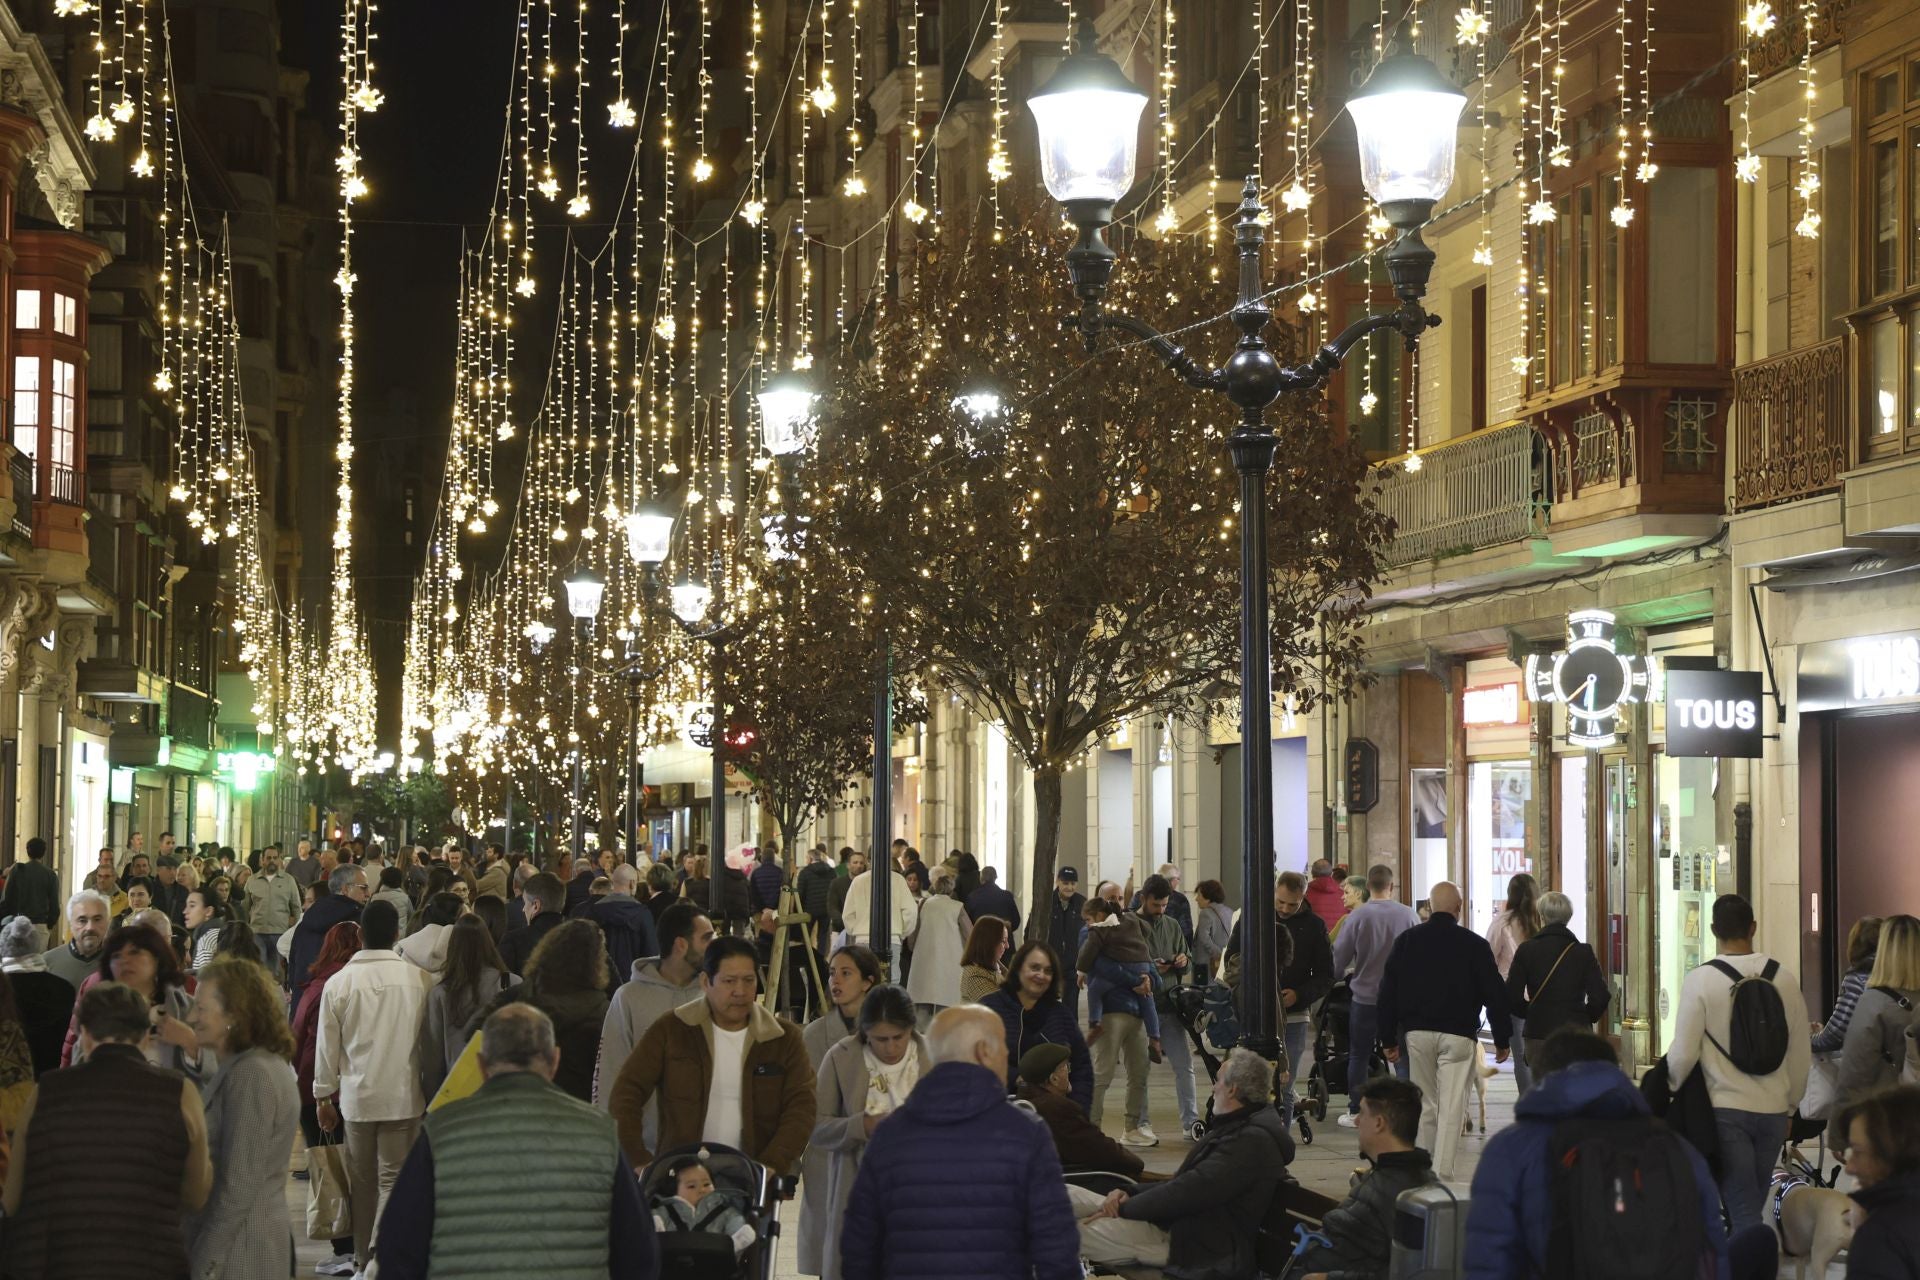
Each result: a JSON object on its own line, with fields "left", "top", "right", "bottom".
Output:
{"left": 1073, "top": 1047, "right": 1296, "bottom": 1277}
{"left": 41, "top": 889, "right": 112, "bottom": 989}
{"left": 838, "top": 1005, "right": 1081, "bottom": 1280}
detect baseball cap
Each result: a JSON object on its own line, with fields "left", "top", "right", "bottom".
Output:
{"left": 1017, "top": 1043, "right": 1072, "bottom": 1086}
{"left": 1057, "top": 866, "right": 1079, "bottom": 883}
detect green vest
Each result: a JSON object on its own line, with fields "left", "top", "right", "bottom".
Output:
{"left": 423, "top": 1069, "right": 621, "bottom": 1278}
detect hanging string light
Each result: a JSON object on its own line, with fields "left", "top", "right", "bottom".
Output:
{"left": 986, "top": 0, "right": 1008, "bottom": 237}
{"left": 1154, "top": 0, "right": 1177, "bottom": 234}
{"left": 1792, "top": 0, "right": 1820, "bottom": 237}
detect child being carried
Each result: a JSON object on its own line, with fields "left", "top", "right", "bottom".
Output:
{"left": 1077, "top": 899, "right": 1163, "bottom": 1062}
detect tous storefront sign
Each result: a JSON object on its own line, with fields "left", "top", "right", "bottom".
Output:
{"left": 1798, "top": 630, "right": 1920, "bottom": 712}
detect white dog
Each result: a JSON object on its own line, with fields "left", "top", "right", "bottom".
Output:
{"left": 1771, "top": 1166, "right": 1854, "bottom": 1280}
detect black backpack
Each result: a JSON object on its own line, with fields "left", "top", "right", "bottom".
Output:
{"left": 1545, "top": 1114, "right": 1706, "bottom": 1280}
{"left": 1704, "top": 958, "right": 1790, "bottom": 1076}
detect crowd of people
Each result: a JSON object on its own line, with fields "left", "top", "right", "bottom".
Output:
{"left": 0, "top": 832, "right": 1911, "bottom": 1280}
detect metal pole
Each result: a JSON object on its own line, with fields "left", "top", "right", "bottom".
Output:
{"left": 572, "top": 618, "right": 585, "bottom": 862}
{"left": 625, "top": 672, "right": 642, "bottom": 862}
{"left": 1228, "top": 418, "right": 1280, "bottom": 1063}
{"left": 709, "top": 637, "right": 727, "bottom": 923}
{"left": 869, "top": 639, "right": 893, "bottom": 971}
{"left": 504, "top": 786, "right": 514, "bottom": 856}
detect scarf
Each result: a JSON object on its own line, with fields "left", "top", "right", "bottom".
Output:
{"left": 863, "top": 1044, "right": 921, "bottom": 1117}
{"left": 0, "top": 955, "right": 47, "bottom": 974}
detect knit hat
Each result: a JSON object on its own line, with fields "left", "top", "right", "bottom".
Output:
{"left": 1017, "top": 1043, "right": 1072, "bottom": 1086}
{"left": 0, "top": 916, "right": 37, "bottom": 960}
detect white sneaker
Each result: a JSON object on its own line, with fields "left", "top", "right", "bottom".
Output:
{"left": 1121, "top": 1125, "right": 1159, "bottom": 1147}
{"left": 1336, "top": 1112, "right": 1360, "bottom": 1128}
{"left": 314, "top": 1258, "right": 355, "bottom": 1278}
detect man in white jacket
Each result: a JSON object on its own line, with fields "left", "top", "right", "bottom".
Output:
{"left": 313, "top": 900, "right": 436, "bottom": 1274}
{"left": 593, "top": 901, "right": 714, "bottom": 1151}
{"left": 1665, "top": 893, "right": 1811, "bottom": 1232}
{"left": 841, "top": 861, "right": 915, "bottom": 954}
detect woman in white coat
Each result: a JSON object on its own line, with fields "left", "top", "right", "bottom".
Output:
{"left": 797, "top": 985, "right": 932, "bottom": 1279}
{"left": 903, "top": 866, "right": 971, "bottom": 1021}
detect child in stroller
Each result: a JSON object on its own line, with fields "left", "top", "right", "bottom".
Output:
{"left": 1077, "top": 898, "right": 1165, "bottom": 1062}
{"left": 642, "top": 1143, "right": 786, "bottom": 1280}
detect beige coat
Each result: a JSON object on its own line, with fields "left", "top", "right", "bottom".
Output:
{"left": 795, "top": 1030, "right": 933, "bottom": 1278}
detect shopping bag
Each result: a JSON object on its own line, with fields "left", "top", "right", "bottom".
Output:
{"left": 305, "top": 1140, "right": 352, "bottom": 1241}
{"left": 1799, "top": 1055, "right": 1840, "bottom": 1120}
{"left": 428, "top": 1032, "right": 484, "bottom": 1112}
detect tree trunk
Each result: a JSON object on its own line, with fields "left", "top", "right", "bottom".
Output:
{"left": 1025, "top": 766, "right": 1064, "bottom": 946}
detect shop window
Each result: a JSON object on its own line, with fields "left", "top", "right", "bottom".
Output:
{"left": 50, "top": 360, "right": 76, "bottom": 468}
{"left": 1558, "top": 756, "right": 1590, "bottom": 944}
{"left": 11, "top": 357, "right": 38, "bottom": 459}
{"left": 1467, "top": 760, "right": 1532, "bottom": 937}
{"left": 1652, "top": 751, "right": 1719, "bottom": 1057}
{"left": 53, "top": 294, "right": 76, "bottom": 338}
{"left": 14, "top": 289, "right": 39, "bottom": 331}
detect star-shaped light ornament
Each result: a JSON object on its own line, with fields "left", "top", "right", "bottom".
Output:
{"left": 1636, "top": 160, "right": 1659, "bottom": 182}
{"left": 1549, "top": 143, "right": 1571, "bottom": 168}
{"left": 608, "top": 98, "right": 637, "bottom": 128}
{"left": 741, "top": 199, "right": 766, "bottom": 226}
{"left": 130, "top": 150, "right": 154, "bottom": 178}
{"left": 1527, "top": 200, "right": 1555, "bottom": 224}
{"left": 1471, "top": 242, "right": 1494, "bottom": 266}
{"left": 1795, "top": 169, "right": 1821, "bottom": 199}
{"left": 654, "top": 314, "right": 677, "bottom": 341}
{"left": 514, "top": 276, "right": 537, "bottom": 298}
{"left": 52, "top": 0, "right": 92, "bottom": 15}
{"left": 154, "top": 368, "right": 174, "bottom": 393}
{"left": 1795, "top": 209, "right": 1821, "bottom": 239}
{"left": 334, "top": 268, "right": 357, "bottom": 295}
{"left": 1281, "top": 181, "right": 1312, "bottom": 213}
{"left": 1610, "top": 202, "right": 1635, "bottom": 227}
{"left": 342, "top": 174, "right": 368, "bottom": 201}
{"left": 1154, "top": 206, "right": 1178, "bottom": 234}
{"left": 902, "top": 199, "right": 928, "bottom": 224}
{"left": 351, "top": 82, "right": 384, "bottom": 112}
{"left": 1743, "top": 2, "right": 1777, "bottom": 36}
{"left": 843, "top": 173, "right": 867, "bottom": 196}
{"left": 110, "top": 99, "right": 136, "bottom": 124}
{"left": 84, "top": 114, "right": 114, "bottom": 142}
{"left": 692, "top": 156, "right": 714, "bottom": 183}
{"left": 1510, "top": 354, "right": 1533, "bottom": 376}
{"left": 1735, "top": 153, "right": 1763, "bottom": 183}
{"left": 537, "top": 176, "right": 561, "bottom": 200}
{"left": 1367, "top": 209, "right": 1391, "bottom": 238}
{"left": 567, "top": 194, "right": 591, "bottom": 218}
{"left": 986, "top": 146, "right": 1011, "bottom": 182}
{"left": 809, "top": 79, "right": 838, "bottom": 114}
{"left": 1297, "top": 290, "right": 1319, "bottom": 313}
{"left": 1359, "top": 391, "right": 1380, "bottom": 415}
{"left": 1405, "top": 452, "right": 1424, "bottom": 472}
{"left": 1454, "top": 6, "right": 1490, "bottom": 44}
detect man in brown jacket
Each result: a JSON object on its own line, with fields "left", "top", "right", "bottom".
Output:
{"left": 609, "top": 935, "right": 815, "bottom": 1174}
{"left": 1014, "top": 1043, "right": 1145, "bottom": 1179}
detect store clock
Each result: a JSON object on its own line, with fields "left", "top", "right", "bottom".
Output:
{"left": 1524, "top": 609, "right": 1658, "bottom": 748}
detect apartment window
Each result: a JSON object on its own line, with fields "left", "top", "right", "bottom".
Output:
{"left": 1857, "top": 51, "right": 1920, "bottom": 461}
{"left": 53, "top": 294, "right": 76, "bottom": 338}
{"left": 1526, "top": 176, "right": 1625, "bottom": 394}
{"left": 1871, "top": 136, "right": 1899, "bottom": 295}
{"left": 50, "top": 360, "right": 76, "bottom": 468}
{"left": 14, "top": 289, "right": 39, "bottom": 331}
{"left": 11, "top": 357, "right": 38, "bottom": 459}
{"left": 1647, "top": 166, "right": 1719, "bottom": 365}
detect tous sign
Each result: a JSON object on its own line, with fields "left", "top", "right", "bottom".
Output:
{"left": 1850, "top": 635, "right": 1920, "bottom": 702}
{"left": 1664, "top": 669, "right": 1763, "bottom": 758}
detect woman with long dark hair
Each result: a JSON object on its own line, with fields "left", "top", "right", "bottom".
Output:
{"left": 958, "top": 917, "right": 1011, "bottom": 1003}
{"left": 62, "top": 924, "right": 200, "bottom": 1078}
{"left": 467, "top": 918, "right": 608, "bottom": 1100}
{"left": 419, "top": 916, "right": 517, "bottom": 1097}
{"left": 1487, "top": 872, "right": 1544, "bottom": 1094}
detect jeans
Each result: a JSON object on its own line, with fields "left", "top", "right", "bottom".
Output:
{"left": 1090, "top": 1011, "right": 1149, "bottom": 1130}
{"left": 1714, "top": 1108, "right": 1790, "bottom": 1232}
{"left": 256, "top": 932, "right": 282, "bottom": 975}
{"left": 1406, "top": 1029, "right": 1478, "bottom": 1178}
{"left": 1139, "top": 1009, "right": 1198, "bottom": 1132}
{"left": 1345, "top": 1000, "right": 1409, "bottom": 1111}
{"left": 1509, "top": 1014, "right": 1533, "bottom": 1096}
{"left": 1280, "top": 1019, "right": 1310, "bottom": 1128}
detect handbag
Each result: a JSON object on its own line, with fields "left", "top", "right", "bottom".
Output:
{"left": 305, "top": 1138, "right": 352, "bottom": 1241}
{"left": 1799, "top": 1055, "right": 1840, "bottom": 1120}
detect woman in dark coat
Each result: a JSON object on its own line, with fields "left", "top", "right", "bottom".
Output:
{"left": 469, "top": 917, "right": 608, "bottom": 1101}
{"left": 979, "top": 940, "right": 1093, "bottom": 1110}
{"left": 0, "top": 917, "right": 73, "bottom": 1076}
{"left": 1839, "top": 1084, "right": 1920, "bottom": 1280}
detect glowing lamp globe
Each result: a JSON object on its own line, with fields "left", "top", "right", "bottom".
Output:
{"left": 951, "top": 390, "right": 1003, "bottom": 422}
{"left": 1027, "top": 23, "right": 1149, "bottom": 210}
{"left": 563, "top": 566, "right": 606, "bottom": 621}
{"left": 757, "top": 371, "right": 818, "bottom": 457}
{"left": 670, "top": 580, "right": 713, "bottom": 625}
{"left": 1344, "top": 47, "right": 1467, "bottom": 220}
{"left": 624, "top": 505, "right": 674, "bottom": 566}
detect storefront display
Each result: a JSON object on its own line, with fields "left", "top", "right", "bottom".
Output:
{"left": 1652, "top": 752, "right": 1719, "bottom": 1055}
{"left": 1467, "top": 760, "right": 1531, "bottom": 935}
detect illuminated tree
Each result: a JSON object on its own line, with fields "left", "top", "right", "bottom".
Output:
{"left": 803, "top": 209, "right": 1391, "bottom": 943}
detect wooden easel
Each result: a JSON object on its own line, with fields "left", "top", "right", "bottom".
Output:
{"left": 761, "top": 883, "right": 826, "bottom": 1017}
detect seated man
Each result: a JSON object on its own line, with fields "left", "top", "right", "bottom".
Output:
{"left": 1465, "top": 1029, "right": 1729, "bottom": 1280}
{"left": 1291, "top": 1078, "right": 1435, "bottom": 1280}
{"left": 1072, "top": 1047, "right": 1294, "bottom": 1279}
{"left": 1013, "top": 1044, "right": 1144, "bottom": 1180}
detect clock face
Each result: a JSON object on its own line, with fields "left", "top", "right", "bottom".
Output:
{"left": 1555, "top": 646, "right": 1628, "bottom": 717}
{"left": 1523, "top": 609, "right": 1659, "bottom": 750}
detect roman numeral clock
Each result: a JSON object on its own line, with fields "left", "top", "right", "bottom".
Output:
{"left": 1524, "top": 609, "right": 1659, "bottom": 749}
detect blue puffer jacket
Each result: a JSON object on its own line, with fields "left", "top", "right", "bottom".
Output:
{"left": 1464, "top": 1060, "right": 1729, "bottom": 1280}
{"left": 838, "top": 1061, "right": 1082, "bottom": 1280}
{"left": 979, "top": 988, "right": 1093, "bottom": 1110}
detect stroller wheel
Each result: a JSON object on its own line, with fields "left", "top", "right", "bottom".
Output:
{"left": 1298, "top": 1115, "right": 1314, "bottom": 1145}
{"left": 1188, "top": 1119, "right": 1208, "bottom": 1142}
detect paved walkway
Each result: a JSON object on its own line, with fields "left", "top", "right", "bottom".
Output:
{"left": 281, "top": 1048, "right": 1845, "bottom": 1278}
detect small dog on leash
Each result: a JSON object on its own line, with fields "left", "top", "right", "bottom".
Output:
{"left": 1771, "top": 1166, "right": 1854, "bottom": 1279}
{"left": 1460, "top": 1053, "right": 1497, "bottom": 1135}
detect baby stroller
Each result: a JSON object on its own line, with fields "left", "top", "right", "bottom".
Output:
{"left": 1167, "top": 983, "right": 1235, "bottom": 1141}
{"left": 1313, "top": 979, "right": 1385, "bottom": 1108}
{"left": 641, "top": 1143, "right": 789, "bottom": 1280}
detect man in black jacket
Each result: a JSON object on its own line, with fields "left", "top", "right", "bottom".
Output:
{"left": 1275, "top": 872, "right": 1333, "bottom": 1134}
{"left": 1505, "top": 889, "right": 1610, "bottom": 1074}
{"left": 0, "top": 837, "right": 62, "bottom": 951}
{"left": 964, "top": 866, "right": 1022, "bottom": 933}
{"left": 1292, "top": 1078, "right": 1436, "bottom": 1280}
{"left": 498, "top": 873, "right": 568, "bottom": 975}
{"left": 1073, "top": 1047, "right": 1294, "bottom": 1280}
{"left": 288, "top": 864, "right": 368, "bottom": 996}
{"left": 1046, "top": 868, "right": 1086, "bottom": 1017}
{"left": 1377, "top": 881, "right": 1508, "bottom": 1179}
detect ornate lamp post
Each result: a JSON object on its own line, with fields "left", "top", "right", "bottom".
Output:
{"left": 1028, "top": 18, "right": 1463, "bottom": 1060}
{"left": 562, "top": 565, "right": 606, "bottom": 861}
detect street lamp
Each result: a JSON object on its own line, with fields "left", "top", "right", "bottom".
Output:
{"left": 1028, "top": 17, "right": 1459, "bottom": 1063}
{"left": 624, "top": 504, "right": 675, "bottom": 569}
{"left": 757, "top": 370, "right": 819, "bottom": 458}
{"left": 563, "top": 564, "right": 606, "bottom": 861}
